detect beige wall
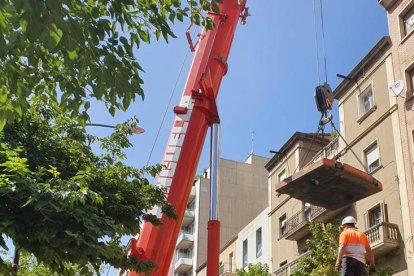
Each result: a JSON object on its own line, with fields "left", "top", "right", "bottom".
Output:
{"left": 268, "top": 138, "right": 328, "bottom": 272}
{"left": 382, "top": 0, "right": 414, "bottom": 257}
{"left": 337, "top": 49, "right": 408, "bottom": 273}
{"left": 194, "top": 155, "right": 269, "bottom": 273}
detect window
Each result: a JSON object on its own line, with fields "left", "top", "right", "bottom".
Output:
{"left": 304, "top": 203, "right": 312, "bottom": 221}
{"left": 229, "top": 252, "right": 233, "bottom": 272}
{"left": 279, "top": 260, "right": 287, "bottom": 268}
{"left": 364, "top": 142, "right": 380, "bottom": 173}
{"left": 278, "top": 169, "right": 287, "bottom": 183}
{"left": 403, "top": 4, "right": 414, "bottom": 36}
{"left": 407, "top": 67, "right": 414, "bottom": 95}
{"left": 279, "top": 214, "right": 287, "bottom": 236}
{"left": 359, "top": 84, "right": 374, "bottom": 116}
{"left": 369, "top": 206, "right": 382, "bottom": 226}
{"left": 256, "top": 228, "right": 262, "bottom": 258}
{"left": 242, "top": 239, "right": 248, "bottom": 267}
{"left": 366, "top": 202, "right": 388, "bottom": 228}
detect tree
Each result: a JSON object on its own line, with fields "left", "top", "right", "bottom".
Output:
{"left": 292, "top": 221, "right": 393, "bottom": 276}
{"left": 292, "top": 222, "right": 339, "bottom": 276}
{"left": 236, "top": 263, "right": 271, "bottom": 276}
{"left": 0, "top": 0, "right": 220, "bottom": 129}
{"left": 0, "top": 249, "right": 83, "bottom": 276}
{"left": 0, "top": 101, "right": 177, "bottom": 274}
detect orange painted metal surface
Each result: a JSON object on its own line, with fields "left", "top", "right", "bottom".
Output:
{"left": 275, "top": 158, "right": 382, "bottom": 209}
{"left": 207, "top": 220, "right": 220, "bottom": 276}
{"left": 128, "top": 1, "right": 247, "bottom": 275}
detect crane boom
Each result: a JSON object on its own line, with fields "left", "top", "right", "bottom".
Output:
{"left": 128, "top": 1, "right": 247, "bottom": 275}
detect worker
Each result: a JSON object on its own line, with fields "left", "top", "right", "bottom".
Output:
{"left": 335, "top": 216, "right": 375, "bottom": 275}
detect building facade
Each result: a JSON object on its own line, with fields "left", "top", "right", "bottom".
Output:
{"left": 236, "top": 207, "right": 270, "bottom": 270}
{"left": 267, "top": 36, "right": 412, "bottom": 275}
{"left": 172, "top": 154, "right": 270, "bottom": 276}
{"left": 379, "top": 0, "right": 414, "bottom": 252}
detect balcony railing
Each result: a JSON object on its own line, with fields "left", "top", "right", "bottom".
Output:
{"left": 283, "top": 205, "right": 326, "bottom": 240}
{"left": 365, "top": 222, "right": 400, "bottom": 257}
{"left": 219, "top": 262, "right": 236, "bottom": 276}
{"left": 176, "top": 232, "right": 194, "bottom": 249}
{"left": 274, "top": 252, "right": 310, "bottom": 276}
{"left": 307, "top": 137, "right": 339, "bottom": 166}
{"left": 182, "top": 209, "right": 195, "bottom": 227}
{"left": 175, "top": 256, "right": 193, "bottom": 273}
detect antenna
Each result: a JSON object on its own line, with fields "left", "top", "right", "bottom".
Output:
{"left": 250, "top": 131, "right": 255, "bottom": 155}
{"left": 389, "top": 80, "right": 405, "bottom": 97}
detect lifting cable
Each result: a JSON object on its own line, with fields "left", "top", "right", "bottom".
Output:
{"left": 292, "top": 115, "right": 328, "bottom": 174}
{"left": 146, "top": 48, "right": 192, "bottom": 166}
{"left": 312, "top": 0, "right": 328, "bottom": 84}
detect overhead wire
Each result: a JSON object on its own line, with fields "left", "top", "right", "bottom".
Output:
{"left": 146, "top": 47, "right": 191, "bottom": 166}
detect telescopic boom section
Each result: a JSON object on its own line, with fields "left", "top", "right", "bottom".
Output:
{"left": 128, "top": 1, "right": 247, "bottom": 275}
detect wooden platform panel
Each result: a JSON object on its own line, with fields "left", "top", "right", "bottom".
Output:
{"left": 275, "top": 158, "right": 382, "bottom": 209}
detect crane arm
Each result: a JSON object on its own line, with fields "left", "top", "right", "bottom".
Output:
{"left": 128, "top": 1, "right": 247, "bottom": 275}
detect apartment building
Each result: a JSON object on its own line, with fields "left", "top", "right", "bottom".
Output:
{"left": 266, "top": 132, "right": 337, "bottom": 275}
{"left": 172, "top": 154, "right": 269, "bottom": 276}
{"left": 196, "top": 207, "right": 270, "bottom": 276}
{"left": 379, "top": 0, "right": 414, "bottom": 250}
{"left": 268, "top": 36, "right": 412, "bottom": 275}
{"left": 236, "top": 207, "right": 270, "bottom": 270}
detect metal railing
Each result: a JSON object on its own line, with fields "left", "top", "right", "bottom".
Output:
{"left": 219, "top": 262, "right": 236, "bottom": 275}
{"left": 274, "top": 252, "right": 310, "bottom": 276}
{"left": 307, "top": 137, "right": 339, "bottom": 166}
{"left": 365, "top": 222, "right": 399, "bottom": 248}
{"left": 284, "top": 206, "right": 326, "bottom": 237}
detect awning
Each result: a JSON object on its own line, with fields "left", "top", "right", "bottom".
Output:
{"left": 275, "top": 158, "right": 382, "bottom": 209}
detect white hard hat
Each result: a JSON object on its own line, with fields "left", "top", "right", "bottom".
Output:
{"left": 341, "top": 216, "right": 357, "bottom": 226}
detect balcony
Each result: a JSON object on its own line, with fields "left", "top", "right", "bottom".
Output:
{"left": 182, "top": 209, "right": 195, "bottom": 227}
{"left": 283, "top": 205, "right": 347, "bottom": 241}
{"left": 378, "top": 0, "right": 398, "bottom": 10}
{"left": 365, "top": 222, "right": 400, "bottom": 257}
{"left": 175, "top": 254, "right": 193, "bottom": 273}
{"left": 176, "top": 232, "right": 194, "bottom": 249}
{"left": 274, "top": 252, "right": 310, "bottom": 276}
{"left": 307, "top": 137, "right": 339, "bottom": 166}
{"left": 219, "top": 262, "right": 236, "bottom": 276}
{"left": 189, "top": 186, "right": 196, "bottom": 201}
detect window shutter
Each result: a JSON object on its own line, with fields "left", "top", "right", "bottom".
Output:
{"left": 366, "top": 146, "right": 379, "bottom": 166}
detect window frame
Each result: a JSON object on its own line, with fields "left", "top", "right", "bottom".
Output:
{"left": 401, "top": 3, "right": 414, "bottom": 38}
{"left": 256, "top": 227, "right": 262, "bottom": 258}
{"left": 406, "top": 65, "right": 414, "bottom": 97}
{"left": 357, "top": 82, "right": 375, "bottom": 120}
{"left": 278, "top": 169, "right": 287, "bottom": 183}
{"left": 365, "top": 202, "right": 388, "bottom": 229}
{"left": 229, "top": 252, "right": 233, "bottom": 272}
{"left": 363, "top": 140, "right": 381, "bottom": 174}
{"left": 279, "top": 214, "right": 287, "bottom": 237}
{"left": 242, "top": 239, "right": 248, "bottom": 268}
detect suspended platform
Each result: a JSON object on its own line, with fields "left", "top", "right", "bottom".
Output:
{"left": 275, "top": 158, "right": 382, "bottom": 209}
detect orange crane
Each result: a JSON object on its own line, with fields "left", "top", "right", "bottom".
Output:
{"left": 127, "top": 1, "right": 249, "bottom": 275}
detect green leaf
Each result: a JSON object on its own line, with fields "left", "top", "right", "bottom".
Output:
{"left": 67, "top": 49, "right": 78, "bottom": 60}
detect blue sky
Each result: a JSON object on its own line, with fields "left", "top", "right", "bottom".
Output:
{"left": 89, "top": 0, "right": 388, "bottom": 175}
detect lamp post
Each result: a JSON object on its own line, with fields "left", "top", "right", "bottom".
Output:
{"left": 85, "top": 123, "right": 145, "bottom": 134}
